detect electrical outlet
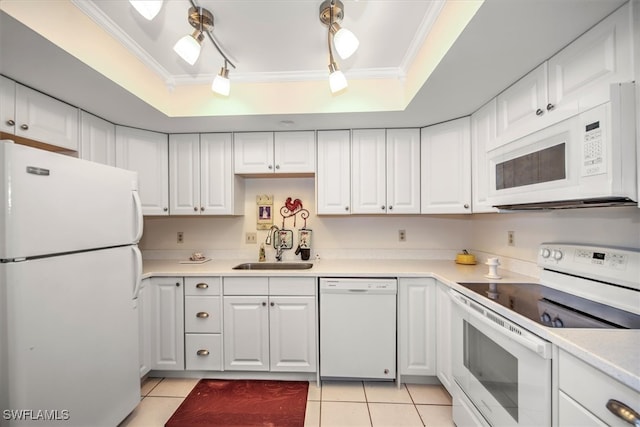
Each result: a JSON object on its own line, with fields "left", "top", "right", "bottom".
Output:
{"left": 508, "top": 230, "right": 515, "bottom": 246}
{"left": 399, "top": 229, "right": 406, "bottom": 242}
{"left": 177, "top": 231, "right": 184, "bottom": 244}
{"left": 245, "top": 232, "right": 257, "bottom": 244}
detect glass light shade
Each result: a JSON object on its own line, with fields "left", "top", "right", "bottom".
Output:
{"left": 211, "top": 73, "right": 230, "bottom": 96}
{"left": 173, "top": 33, "right": 202, "bottom": 65}
{"left": 329, "top": 69, "right": 348, "bottom": 93}
{"left": 129, "top": 0, "right": 162, "bottom": 20}
{"left": 333, "top": 27, "right": 359, "bottom": 59}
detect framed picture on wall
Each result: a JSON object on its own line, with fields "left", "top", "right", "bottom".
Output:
{"left": 256, "top": 195, "right": 273, "bottom": 230}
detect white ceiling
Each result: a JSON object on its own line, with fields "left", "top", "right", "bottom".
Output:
{"left": 0, "top": 0, "right": 627, "bottom": 133}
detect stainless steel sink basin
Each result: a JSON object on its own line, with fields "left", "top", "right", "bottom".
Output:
{"left": 232, "top": 262, "right": 313, "bottom": 270}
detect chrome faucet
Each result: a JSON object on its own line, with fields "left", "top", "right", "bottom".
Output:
{"left": 265, "top": 225, "right": 285, "bottom": 261}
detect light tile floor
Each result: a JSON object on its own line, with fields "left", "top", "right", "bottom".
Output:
{"left": 119, "top": 377, "right": 454, "bottom": 427}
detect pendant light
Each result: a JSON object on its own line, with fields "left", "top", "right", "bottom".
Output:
{"left": 320, "top": 0, "right": 358, "bottom": 93}
{"left": 129, "top": 0, "right": 163, "bottom": 21}
{"left": 212, "top": 61, "right": 231, "bottom": 96}
{"left": 173, "top": 7, "right": 213, "bottom": 66}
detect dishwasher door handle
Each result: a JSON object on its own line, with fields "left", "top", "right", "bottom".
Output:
{"left": 348, "top": 289, "right": 368, "bottom": 292}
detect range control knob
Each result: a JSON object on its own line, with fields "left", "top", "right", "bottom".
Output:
{"left": 540, "top": 248, "right": 551, "bottom": 258}
{"left": 552, "top": 250, "right": 564, "bottom": 260}
{"left": 541, "top": 312, "right": 552, "bottom": 324}
{"left": 552, "top": 317, "right": 564, "bottom": 328}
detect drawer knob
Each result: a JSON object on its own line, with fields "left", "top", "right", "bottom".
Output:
{"left": 535, "top": 108, "right": 544, "bottom": 116}
{"left": 196, "top": 349, "right": 210, "bottom": 356}
{"left": 20, "top": 123, "right": 29, "bottom": 130}
{"left": 196, "top": 283, "right": 209, "bottom": 289}
{"left": 607, "top": 399, "right": 640, "bottom": 425}
{"left": 196, "top": 312, "right": 209, "bottom": 318}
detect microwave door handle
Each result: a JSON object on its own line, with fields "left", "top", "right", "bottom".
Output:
{"left": 449, "top": 290, "right": 551, "bottom": 359}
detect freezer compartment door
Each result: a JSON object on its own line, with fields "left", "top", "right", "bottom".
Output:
{"left": 1, "top": 246, "right": 140, "bottom": 426}
{"left": 0, "top": 141, "right": 142, "bottom": 259}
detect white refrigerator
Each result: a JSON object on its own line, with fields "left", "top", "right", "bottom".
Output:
{"left": 0, "top": 141, "right": 143, "bottom": 426}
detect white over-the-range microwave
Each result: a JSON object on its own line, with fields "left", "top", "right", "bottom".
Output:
{"left": 487, "top": 83, "right": 637, "bottom": 210}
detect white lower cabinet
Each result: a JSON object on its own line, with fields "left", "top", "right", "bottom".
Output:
{"left": 435, "top": 281, "right": 452, "bottom": 391}
{"left": 149, "top": 277, "right": 184, "bottom": 371}
{"left": 223, "top": 277, "right": 317, "bottom": 372}
{"left": 399, "top": 278, "right": 436, "bottom": 376}
{"left": 557, "top": 350, "right": 639, "bottom": 427}
{"left": 184, "top": 277, "right": 223, "bottom": 370}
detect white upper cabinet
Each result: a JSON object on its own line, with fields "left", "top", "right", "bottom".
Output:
{"left": 471, "top": 99, "right": 499, "bottom": 213}
{"left": 1, "top": 78, "right": 79, "bottom": 152}
{"left": 170, "top": 133, "right": 243, "bottom": 216}
{"left": 352, "top": 128, "right": 420, "bottom": 214}
{"left": 352, "top": 129, "right": 387, "bottom": 214}
{"left": 79, "top": 111, "right": 116, "bottom": 166}
{"left": 421, "top": 118, "right": 471, "bottom": 214}
{"left": 316, "top": 130, "right": 351, "bottom": 215}
{"left": 234, "top": 131, "right": 315, "bottom": 174}
{"left": 386, "top": 128, "right": 421, "bottom": 214}
{"left": 116, "top": 125, "right": 169, "bottom": 216}
{"left": 495, "top": 2, "right": 633, "bottom": 147}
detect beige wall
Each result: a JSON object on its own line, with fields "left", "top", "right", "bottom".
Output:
{"left": 140, "top": 177, "right": 640, "bottom": 263}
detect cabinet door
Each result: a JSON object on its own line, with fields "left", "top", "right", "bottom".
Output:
{"left": 496, "top": 63, "right": 548, "bottom": 143}
{"left": 15, "top": 84, "right": 79, "bottom": 151}
{"left": 223, "top": 296, "right": 269, "bottom": 371}
{"left": 399, "top": 278, "right": 436, "bottom": 376}
{"left": 169, "top": 134, "right": 200, "bottom": 215}
{"left": 471, "top": 100, "right": 499, "bottom": 213}
{"left": 138, "top": 278, "right": 152, "bottom": 378}
{"left": 386, "top": 128, "right": 421, "bottom": 214}
{"left": 352, "top": 129, "right": 387, "bottom": 214}
{"left": 80, "top": 111, "right": 115, "bottom": 166}
{"left": 421, "top": 118, "right": 471, "bottom": 214}
{"left": 316, "top": 130, "right": 351, "bottom": 214}
{"left": 234, "top": 132, "right": 274, "bottom": 174}
{"left": 150, "top": 278, "right": 184, "bottom": 371}
{"left": 435, "top": 281, "right": 452, "bottom": 391}
{"left": 548, "top": 3, "right": 633, "bottom": 120}
{"left": 201, "top": 133, "right": 242, "bottom": 215}
{"left": 116, "top": 126, "right": 169, "bottom": 215}
{"left": 269, "top": 296, "right": 317, "bottom": 372}
{"left": 0, "top": 75, "right": 15, "bottom": 134}
{"left": 274, "top": 131, "right": 316, "bottom": 173}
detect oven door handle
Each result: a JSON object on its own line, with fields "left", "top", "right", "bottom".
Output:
{"left": 450, "top": 290, "right": 552, "bottom": 359}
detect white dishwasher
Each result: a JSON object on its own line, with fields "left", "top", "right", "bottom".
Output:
{"left": 320, "top": 278, "right": 397, "bottom": 380}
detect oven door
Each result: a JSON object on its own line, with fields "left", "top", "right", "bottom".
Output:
{"left": 451, "top": 290, "right": 552, "bottom": 427}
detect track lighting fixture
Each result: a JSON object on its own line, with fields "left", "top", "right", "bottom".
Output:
{"left": 129, "top": 0, "right": 163, "bottom": 21}
{"left": 320, "top": 0, "right": 358, "bottom": 93}
{"left": 169, "top": 1, "right": 237, "bottom": 96}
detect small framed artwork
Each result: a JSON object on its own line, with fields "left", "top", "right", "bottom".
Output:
{"left": 256, "top": 195, "right": 273, "bottom": 230}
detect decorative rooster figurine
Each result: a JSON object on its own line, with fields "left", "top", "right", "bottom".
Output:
{"left": 285, "top": 197, "right": 303, "bottom": 214}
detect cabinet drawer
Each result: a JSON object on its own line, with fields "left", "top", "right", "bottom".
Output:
{"left": 269, "top": 277, "right": 316, "bottom": 296}
{"left": 185, "top": 334, "right": 222, "bottom": 371}
{"left": 184, "top": 296, "right": 221, "bottom": 333}
{"left": 559, "top": 350, "right": 639, "bottom": 427}
{"left": 184, "top": 277, "right": 221, "bottom": 296}
{"left": 224, "top": 277, "right": 269, "bottom": 295}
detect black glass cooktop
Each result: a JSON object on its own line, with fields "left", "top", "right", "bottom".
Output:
{"left": 457, "top": 282, "right": 640, "bottom": 329}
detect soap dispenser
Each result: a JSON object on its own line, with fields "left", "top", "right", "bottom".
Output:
{"left": 258, "top": 243, "right": 266, "bottom": 262}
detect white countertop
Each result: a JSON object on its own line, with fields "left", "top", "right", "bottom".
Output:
{"left": 142, "top": 257, "right": 640, "bottom": 392}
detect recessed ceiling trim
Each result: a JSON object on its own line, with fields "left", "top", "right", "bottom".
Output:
{"left": 70, "top": 0, "right": 175, "bottom": 88}
{"left": 399, "top": 0, "right": 447, "bottom": 74}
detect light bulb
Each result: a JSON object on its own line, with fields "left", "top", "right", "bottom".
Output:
{"left": 212, "top": 68, "right": 230, "bottom": 96}
{"left": 129, "top": 0, "right": 163, "bottom": 21}
{"left": 173, "top": 32, "right": 203, "bottom": 65}
{"left": 333, "top": 27, "right": 359, "bottom": 59}
{"left": 329, "top": 69, "right": 348, "bottom": 93}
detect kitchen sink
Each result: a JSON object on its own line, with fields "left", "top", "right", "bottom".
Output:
{"left": 232, "top": 262, "right": 313, "bottom": 270}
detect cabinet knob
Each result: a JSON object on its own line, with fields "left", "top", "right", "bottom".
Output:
{"left": 546, "top": 103, "right": 555, "bottom": 111}
{"left": 193, "top": 207, "right": 198, "bottom": 212}
{"left": 535, "top": 108, "right": 544, "bottom": 116}
{"left": 345, "top": 206, "right": 349, "bottom": 211}
{"left": 464, "top": 204, "right": 469, "bottom": 209}
{"left": 196, "top": 283, "right": 209, "bottom": 289}
{"left": 388, "top": 206, "right": 393, "bottom": 210}
{"left": 201, "top": 207, "right": 205, "bottom": 211}
{"left": 196, "top": 349, "right": 210, "bottom": 356}
{"left": 275, "top": 164, "right": 280, "bottom": 170}
{"left": 164, "top": 207, "right": 168, "bottom": 212}
{"left": 270, "top": 301, "right": 275, "bottom": 307}
{"left": 268, "top": 165, "right": 273, "bottom": 170}
{"left": 381, "top": 205, "right": 386, "bottom": 210}
{"left": 196, "top": 312, "right": 209, "bottom": 318}
{"left": 175, "top": 282, "right": 180, "bottom": 287}
{"left": 20, "top": 124, "right": 29, "bottom": 130}
{"left": 262, "top": 301, "right": 267, "bottom": 306}
{"left": 6, "top": 119, "right": 14, "bottom": 126}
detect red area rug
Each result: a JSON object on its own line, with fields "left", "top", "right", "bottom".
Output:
{"left": 165, "top": 379, "right": 309, "bottom": 427}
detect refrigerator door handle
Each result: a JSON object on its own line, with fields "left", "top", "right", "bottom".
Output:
{"left": 132, "top": 246, "right": 143, "bottom": 299}
{"left": 132, "top": 191, "right": 143, "bottom": 243}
